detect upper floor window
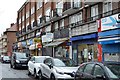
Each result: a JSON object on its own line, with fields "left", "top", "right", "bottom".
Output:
{"left": 45, "top": 25, "right": 51, "bottom": 32}
{"left": 37, "top": 14, "right": 42, "bottom": 25}
{"left": 44, "top": 0, "right": 49, "bottom": 4}
{"left": 22, "top": 16, "right": 24, "bottom": 21}
{"left": 37, "top": 1, "right": 42, "bottom": 10}
{"left": 70, "top": 12, "right": 82, "bottom": 24}
{"left": 19, "top": 18, "right": 21, "bottom": 24}
{"left": 19, "top": 26, "right": 21, "bottom": 31}
{"left": 26, "top": 11, "right": 29, "bottom": 19}
{"left": 91, "top": 5, "right": 98, "bottom": 20}
{"left": 103, "top": 0, "right": 112, "bottom": 13}
{"left": 56, "top": 0, "right": 63, "bottom": 16}
{"left": 45, "top": 8, "right": 51, "bottom": 21}
{"left": 73, "top": 0, "right": 81, "bottom": 8}
{"left": 54, "top": 22, "right": 58, "bottom": 30}
{"left": 26, "top": 23, "right": 29, "bottom": 31}
{"left": 60, "top": 19, "right": 64, "bottom": 28}
{"left": 56, "top": 0, "right": 63, "bottom": 8}
{"left": 31, "top": 20, "right": 34, "bottom": 28}
{"left": 31, "top": 7, "right": 35, "bottom": 15}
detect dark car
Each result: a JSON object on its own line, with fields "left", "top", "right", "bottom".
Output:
{"left": 10, "top": 52, "right": 29, "bottom": 69}
{"left": 74, "top": 61, "right": 120, "bottom": 80}
{"left": 2, "top": 56, "right": 10, "bottom": 63}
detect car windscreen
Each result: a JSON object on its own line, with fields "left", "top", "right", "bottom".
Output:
{"left": 61, "top": 58, "right": 76, "bottom": 67}
{"left": 54, "top": 59, "right": 66, "bottom": 67}
{"left": 16, "top": 53, "right": 27, "bottom": 59}
{"left": 3, "top": 56, "right": 10, "bottom": 60}
{"left": 105, "top": 64, "right": 120, "bottom": 79}
{"left": 35, "top": 57, "right": 45, "bottom": 63}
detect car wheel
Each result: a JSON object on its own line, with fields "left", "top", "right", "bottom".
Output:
{"left": 38, "top": 71, "right": 43, "bottom": 80}
{"left": 34, "top": 70, "right": 38, "bottom": 78}
{"left": 27, "top": 68, "right": 31, "bottom": 76}
{"left": 50, "top": 74, "right": 55, "bottom": 80}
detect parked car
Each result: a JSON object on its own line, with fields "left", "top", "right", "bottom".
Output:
{"left": 74, "top": 61, "right": 120, "bottom": 80}
{"left": 27, "top": 56, "right": 50, "bottom": 78}
{"left": 10, "top": 52, "right": 29, "bottom": 69}
{"left": 2, "top": 56, "right": 10, "bottom": 63}
{"left": 38, "top": 57, "right": 79, "bottom": 80}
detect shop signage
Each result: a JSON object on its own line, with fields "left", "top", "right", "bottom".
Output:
{"left": 37, "top": 43, "right": 42, "bottom": 48}
{"left": 42, "top": 33, "right": 53, "bottom": 43}
{"left": 101, "top": 13, "right": 120, "bottom": 31}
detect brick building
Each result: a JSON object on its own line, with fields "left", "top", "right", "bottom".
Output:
{"left": 0, "top": 23, "right": 17, "bottom": 56}
{"left": 16, "top": 0, "right": 120, "bottom": 64}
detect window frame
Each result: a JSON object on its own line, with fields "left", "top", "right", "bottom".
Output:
{"left": 83, "top": 63, "right": 95, "bottom": 75}
{"left": 93, "top": 64, "right": 105, "bottom": 77}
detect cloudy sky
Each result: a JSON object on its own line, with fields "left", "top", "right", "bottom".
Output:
{"left": 0, "top": 0, "right": 26, "bottom": 36}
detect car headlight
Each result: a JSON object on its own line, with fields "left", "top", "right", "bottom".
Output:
{"left": 16, "top": 60, "right": 20, "bottom": 63}
{"left": 56, "top": 69, "right": 64, "bottom": 75}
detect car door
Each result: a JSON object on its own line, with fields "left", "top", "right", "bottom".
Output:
{"left": 75, "top": 64, "right": 86, "bottom": 80}
{"left": 81, "top": 63, "right": 95, "bottom": 80}
{"left": 28, "top": 57, "right": 35, "bottom": 74}
{"left": 42, "top": 58, "right": 52, "bottom": 78}
{"left": 45, "top": 58, "right": 53, "bottom": 77}
{"left": 93, "top": 64, "right": 106, "bottom": 80}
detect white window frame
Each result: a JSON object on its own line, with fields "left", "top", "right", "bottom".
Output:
{"left": 31, "top": 7, "right": 35, "bottom": 15}
{"left": 26, "top": 23, "right": 29, "bottom": 31}
{"left": 54, "top": 22, "right": 58, "bottom": 30}
{"left": 44, "top": 0, "right": 49, "bottom": 4}
{"left": 37, "top": 14, "right": 42, "bottom": 25}
{"left": 91, "top": 5, "right": 98, "bottom": 20}
{"left": 19, "top": 18, "right": 21, "bottom": 24}
{"left": 60, "top": 19, "right": 64, "bottom": 28}
{"left": 22, "top": 16, "right": 24, "bottom": 21}
{"left": 103, "top": 0, "right": 112, "bottom": 13}
{"left": 70, "top": 12, "right": 82, "bottom": 24}
{"left": 73, "top": 0, "right": 81, "bottom": 8}
{"left": 26, "top": 11, "right": 29, "bottom": 19}
{"left": 45, "top": 25, "right": 51, "bottom": 32}
{"left": 45, "top": 8, "right": 51, "bottom": 21}
{"left": 31, "top": 20, "right": 34, "bottom": 28}
{"left": 37, "top": 1, "right": 42, "bottom": 10}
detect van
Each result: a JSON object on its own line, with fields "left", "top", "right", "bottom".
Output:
{"left": 10, "top": 52, "right": 28, "bottom": 69}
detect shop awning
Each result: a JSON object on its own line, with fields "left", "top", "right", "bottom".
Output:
{"left": 99, "top": 40, "right": 120, "bottom": 44}
{"left": 29, "top": 43, "right": 42, "bottom": 50}
{"left": 44, "top": 41, "right": 64, "bottom": 47}
{"left": 29, "top": 44, "right": 35, "bottom": 50}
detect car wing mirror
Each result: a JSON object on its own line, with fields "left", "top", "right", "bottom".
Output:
{"left": 47, "top": 63, "right": 53, "bottom": 69}
{"left": 32, "top": 61, "right": 35, "bottom": 63}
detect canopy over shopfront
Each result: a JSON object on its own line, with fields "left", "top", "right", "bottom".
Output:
{"left": 29, "top": 43, "right": 42, "bottom": 50}
{"left": 44, "top": 41, "right": 65, "bottom": 47}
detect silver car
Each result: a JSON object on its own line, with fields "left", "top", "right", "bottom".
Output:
{"left": 38, "top": 57, "right": 79, "bottom": 80}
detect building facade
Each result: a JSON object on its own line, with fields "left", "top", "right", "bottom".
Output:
{"left": 0, "top": 23, "right": 17, "bottom": 56}
{"left": 0, "top": 35, "right": 7, "bottom": 56}
{"left": 16, "top": 0, "right": 120, "bottom": 64}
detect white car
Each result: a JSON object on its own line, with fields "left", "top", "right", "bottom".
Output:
{"left": 27, "top": 56, "right": 50, "bottom": 78}
{"left": 38, "top": 57, "right": 79, "bottom": 80}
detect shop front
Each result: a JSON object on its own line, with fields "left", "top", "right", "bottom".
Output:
{"left": 43, "top": 28, "right": 70, "bottom": 57}
{"left": 98, "top": 29, "right": 120, "bottom": 61}
{"left": 98, "top": 13, "right": 120, "bottom": 62}
{"left": 42, "top": 33, "right": 53, "bottom": 56}
{"left": 29, "top": 38, "right": 42, "bottom": 56}
{"left": 70, "top": 33, "right": 98, "bottom": 64}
